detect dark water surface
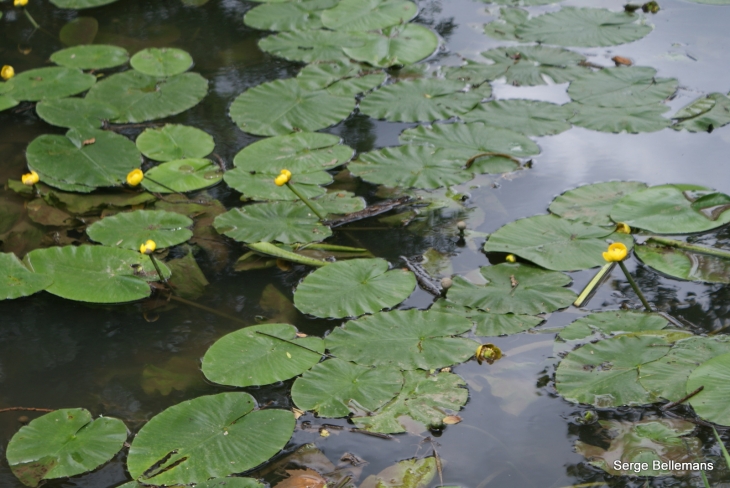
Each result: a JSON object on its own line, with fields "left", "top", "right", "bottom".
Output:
{"left": 3, "top": 0, "right": 730, "bottom": 486}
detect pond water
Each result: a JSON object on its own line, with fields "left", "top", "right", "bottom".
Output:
{"left": 3, "top": 0, "right": 730, "bottom": 486}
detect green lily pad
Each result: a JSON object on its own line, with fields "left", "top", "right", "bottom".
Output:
{"left": 50, "top": 0, "right": 119, "bottom": 8}
{"left": 446, "top": 263, "right": 576, "bottom": 315}
{"left": 122, "top": 478, "right": 265, "bottom": 488}
{"left": 0, "top": 94, "right": 19, "bottom": 112}
{"left": 478, "top": 45, "right": 588, "bottom": 86}
{"left": 635, "top": 238, "right": 730, "bottom": 283}
{"left": 214, "top": 201, "right": 332, "bottom": 244}
{"left": 0, "top": 252, "right": 52, "bottom": 300}
{"left": 548, "top": 181, "right": 648, "bottom": 226}
{"left": 556, "top": 334, "right": 672, "bottom": 407}
{"left": 6, "top": 409, "right": 126, "bottom": 488}
{"left": 259, "top": 30, "right": 370, "bottom": 63}
{"left": 291, "top": 358, "right": 403, "bottom": 417}
{"left": 484, "top": 7, "right": 528, "bottom": 41}
{"left": 225, "top": 169, "right": 328, "bottom": 202}
{"left": 568, "top": 67, "right": 677, "bottom": 108}
{"left": 567, "top": 102, "right": 670, "bottom": 133}
{"left": 349, "top": 146, "right": 471, "bottom": 189}
{"left": 141, "top": 158, "right": 223, "bottom": 193}
{"left": 229, "top": 78, "right": 355, "bottom": 136}
{"left": 136, "top": 124, "right": 215, "bottom": 162}
{"left": 298, "top": 191, "right": 367, "bottom": 215}
{"left": 430, "top": 299, "right": 544, "bottom": 336}
{"left": 462, "top": 100, "right": 572, "bottom": 137}
{"left": 5, "top": 67, "right": 96, "bottom": 102}
{"left": 127, "top": 392, "right": 295, "bottom": 485}
{"left": 687, "top": 351, "right": 730, "bottom": 426}
{"left": 672, "top": 93, "right": 730, "bottom": 133}
{"left": 233, "top": 132, "right": 352, "bottom": 173}
{"left": 202, "top": 323, "right": 324, "bottom": 387}
{"left": 639, "top": 336, "right": 730, "bottom": 403}
{"left": 50, "top": 45, "right": 129, "bottom": 70}
{"left": 487, "top": 0, "right": 557, "bottom": 5}
{"left": 515, "top": 7, "right": 652, "bottom": 47}
{"left": 558, "top": 311, "right": 669, "bottom": 342}
{"left": 130, "top": 48, "right": 193, "bottom": 77}
{"left": 35, "top": 98, "right": 118, "bottom": 129}
{"left": 86, "top": 210, "right": 193, "bottom": 250}
{"left": 293, "top": 258, "right": 414, "bottom": 318}
{"left": 244, "top": 0, "right": 339, "bottom": 31}
{"left": 296, "top": 59, "right": 380, "bottom": 91}
{"left": 352, "top": 370, "right": 468, "bottom": 434}
{"left": 441, "top": 60, "right": 505, "bottom": 87}
{"left": 322, "top": 0, "right": 418, "bottom": 31}
{"left": 359, "top": 79, "right": 482, "bottom": 123}
{"left": 23, "top": 245, "right": 170, "bottom": 303}
{"left": 343, "top": 24, "right": 439, "bottom": 68}
{"left": 26, "top": 128, "right": 141, "bottom": 192}
{"left": 85, "top": 70, "right": 208, "bottom": 123}
{"left": 360, "top": 457, "right": 437, "bottom": 488}
{"left": 484, "top": 214, "right": 634, "bottom": 271}
{"left": 611, "top": 184, "right": 730, "bottom": 234}
{"left": 326, "top": 309, "right": 477, "bottom": 370}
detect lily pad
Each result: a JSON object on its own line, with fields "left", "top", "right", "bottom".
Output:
{"left": 568, "top": 67, "right": 677, "bottom": 108}
{"left": 291, "top": 358, "right": 403, "bottom": 417}
{"left": 360, "top": 458, "right": 436, "bottom": 488}
{"left": 23, "top": 245, "right": 170, "bottom": 303}
{"left": 50, "top": 0, "right": 119, "bottom": 8}
{"left": 298, "top": 191, "right": 367, "bottom": 215}
{"left": 686, "top": 351, "right": 730, "bottom": 426}
{"left": 0, "top": 94, "right": 19, "bottom": 112}
{"left": 326, "top": 309, "right": 477, "bottom": 370}
{"left": 244, "top": 0, "right": 339, "bottom": 31}
{"left": 214, "top": 201, "right": 332, "bottom": 244}
{"left": 479, "top": 45, "right": 588, "bottom": 86}
{"left": 558, "top": 311, "right": 669, "bottom": 342}
{"left": 141, "top": 158, "right": 223, "bottom": 193}
{"left": 430, "top": 299, "right": 544, "bottom": 336}
{"left": 127, "top": 392, "right": 295, "bottom": 485}
{"left": 672, "top": 93, "right": 730, "bottom": 133}
{"left": 610, "top": 184, "right": 730, "bottom": 234}
{"left": 259, "top": 30, "right": 370, "bottom": 63}
{"left": 548, "top": 181, "right": 649, "bottom": 226}
{"left": 5, "top": 67, "right": 96, "bottom": 102}
{"left": 322, "top": 0, "right": 418, "bottom": 31}
{"left": 6, "top": 409, "right": 126, "bottom": 488}
{"left": 515, "top": 7, "right": 652, "bottom": 47}
{"left": 0, "top": 252, "right": 52, "bottom": 300}
{"left": 233, "top": 132, "right": 352, "bottom": 173}
{"left": 294, "top": 258, "right": 415, "bottom": 318}
{"left": 136, "top": 124, "right": 215, "bottom": 162}
{"left": 462, "top": 100, "right": 572, "bottom": 137}
{"left": 50, "top": 45, "right": 129, "bottom": 70}
{"left": 130, "top": 48, "right": 193, "bottom": 77}
{"left": 555, "top": 334, "right": 672, "bottom": 407}
{"left": 352, "top": 370, "right": 468, "bottom": 433}
{"left": 86, "top": 210, "right": 193, "bottom": 250}
{"left": 343, "top": 24, "right": 439, "bottom": 68}
{"left": 484, "top": 7, "right": 528, "bottom": 41}
{"left": 296, "top": 59, "right": 379, "bottom": 90}
{"left": 446, "top": 263, "right": 576, "bottom": 315}
{"left": 567, "top": 102, "right": 670, "bottom": 133}
{"left": 349, "top": 145, "right": 471, "bottom": 189}
{"left": 202, "top": 323, "right": 324, "bottom": 387}
{"left": 635, "top": 238, "right": 730, "bottom": 283}
{"left": 35, "top": 98, "right": 118, "bottom": 129}
{"left": 26, "top": 128, "right": 141, "bottom": 192}
{"left": 359, "top": 79, "right": 482, "bottom": 123}
{"left": 85, "top": 70, "right": 208, "bottom": 123}
{"left": 484, "top": 214, "right": 634, "bottom": 271}
{"left": 225, "top": 169, "right": 328, "bottom": 202}
{"left": 229, "top": 78, "right": 354, "bottom": 136}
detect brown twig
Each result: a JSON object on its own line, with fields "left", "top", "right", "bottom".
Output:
{"left": 0, "top": 407, "right": 54, "bottom": 414}
{"left": 661, "top": 386, "right": 704, "bottom": 411}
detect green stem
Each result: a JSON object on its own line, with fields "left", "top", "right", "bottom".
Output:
{"left": 23, "top": 8, "right": 40, "bottom": 29}
{"left": 648, "top": 236, "right": 730, "bottom": 259}
{"left": 148, "top": 254, "right": 168, "bottom": 284}
{"left": 285, "top": 182, "right": 325, "bottom": 220}
{"left": 573, "top": 262, "right": 615, "bottom": 307}
{"left": 618, "top": 261, "right": 652, "bottom": 312}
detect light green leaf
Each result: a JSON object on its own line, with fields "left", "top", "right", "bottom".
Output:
{"left": 635, "top": 238, "right": 730, "bottom": 283}
{"left": 484, "top": 7, "right": 528, "bottom": 41}
{"left": 141, "top": 158, "right": 223, "bottom": 193}
{"left": 130, "top": 48, "right": 193, "bottom": 77}
{"left": 548, "top": 181, "right": 648, "bottom": 226}
{"left": 568, "top": 67, "right": 677, "bottom": 107}
{"left": 244, "top": 0, "right": 339, "bottom": 31}
{"left": 234, "top": 132, "right": 352, "bottom": 173}
{"left": 35, "top": 98, "right": 118, "bottom": 129}
{"left": 441, "top": 60, "right": 505, "bottom": 87}
{"left": 343, "top": 24, "right": 439, "bottom": 68}
{"left": 259, "top": 30, "right": 371, "bottom": 63}
{"left": 558, "top": 310, "right": 668, "bottom": 342}
{"left": 567, "top": 102, "right": 670, "bottom": 133}
{"left": 86, "top": 210, "right": 193, "bottom": 250}
{"left": 0, "top": 94, "right": 19, "bottom": 112}
{"left": 0, "top": 252, "right": 52, "bottom": 300}
{"left": 5, "top": 67, "right": 95, "bottom": 102}
{"left": 296, "top": 59, "right": 381, "bottom": 90}
{"left": 479, "top": 45, "right": 588, "bottom": 86}
{"left": 462, "top": 100, "right": 572, "bottom": 137}
{"left": 136, "top": 124, "right": 215, "bottom": 162}
{"left": 322, "top": 0, "right": 418, "bottom": 31}
{"left": 225, "top": 169, "right": 328, "bottom": 202}
{"left": 430, "top": 298, "right": 544, "bottom": 336}
{"left": 687, "top": 351, "right": 730, "bottom": 426}
{"left": 673, "top": 93, "right": 730, "bottom": 133}
{"left": 50, "top": 45, "right": 129, "bottom": 70}
{"left": 50, "top": 0, "right": 119, "bottom": 8}
{"left": 360, "top": 457, "right": 437, "bottom": 488}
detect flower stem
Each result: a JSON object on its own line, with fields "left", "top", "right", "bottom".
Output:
{"left": 285, "top": 182, "right": 325, "bottom": 220}
{"left": 148, "top": 254, "right": 168, "bottom": 284}
{"left": 574, "top": 262, "right": 615, "bottom": 307}
{"left": 23, "top": 8, "right": 40, "bottom": 29}
{"left": 618, "top": 261, "right": 652, "bottom": 312}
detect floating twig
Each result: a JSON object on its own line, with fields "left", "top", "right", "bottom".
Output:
{"left": 660, "top": 385, "right": 704, "bottom": 411}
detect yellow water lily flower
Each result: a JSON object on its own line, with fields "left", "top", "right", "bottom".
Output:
{"left": 1, "top": 65, "right": 15, "bottom": 80}
{"left": 616, "top": 222, "right": 632, "bottom": 234}
{"left": 602, "top": 242, "right": 628, "bottom": 262}
{"left": 280, "top": 169, "right": 292, "bottom": 178}
{"left": 506, "top": 254, "right": 516, "bottom": 263}
{"left": 21, "top": 170, "right": 39, "bottom": 186}
{"left": 274, "top": 170, "right": 291, "bottom": 186}
{"left": 14, "top": 0, "right": 28, "bottom": 7}
{"left": 126, "top": 168, "right": 144, "bottom": 186}
{"left": 140, "top": 240, "right": 157, "bottom": 255}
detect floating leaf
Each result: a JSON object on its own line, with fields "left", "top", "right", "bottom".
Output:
{"left": 86, "top": 210, "right": 193, "bottom": 250}
{"left": 462, "top": 100, "right": 572, "bottom": 137}
{"left": 611, "top": 184, "right": 730, "bottom": 234}
{"left": 59, "top": 17, "right": 98, "bottom": 46}
{"left": 299, "top": 191, "right": 367, "bottom": 215}
{"left": 244, "top": 0, "right": 338, "bottom": 31}
{"left": 343, "top": 24, "right": 439, "bottom": 68}
{"left": 567, "top": 102, "right": 670, "bottom": 133}
{"left": 225, "top": 169, "right": 328, "bottom": 202}
{"left": 548, "top": 181, "right": 648, "bottom": 226}
{"left": 446, "top": 263, "right": 576, "bottom": 315}
{"left": 487, "top": 0, "right": 557, "bottom": 5}
{"left": 430, "top": 299, "right": 543, "bottom": 336}
{"left": 555, "top": 334, "right": 672, "bottom": 407}
{"left": 291, "top": 358, "right": 403, "bottom": 417}
{"left": 673, "top": 93, "right": 730, "bottom": 133}
{"left": 353, "top": 370, "right": 468, "bottom": 434}
{"left": 478, "top": 45, "right": 588, "bottom": 86}
{"left": 202, "top": 323, "right": 323, "bottom": 387}
{"left": 130, "top": 48, "right": 194, "bottom": 77}
{"left": 5, "top": 67, "right": 95, "bottom": 102}
{"left": 127, "top": 392, "right": 295, "bottom": 485}
{"left": 325, "top": 309, "right": 477, "bottom": 369}
{"left": 184, "top": 479, "right": 265, "bottom": 488}
{"left": 0, "top": 252, "right": 52, "bottom": 300}
{"left": 296, "top": 59, "right": 380, "bottom": 90}
{"left": 23, "top": 245, "right": 170, "bottom": 303}
{"left": 50, "top": 0, "right": 119, "bottom": 8}
{"left": 136, "top": 124, "right": 215, "bottom": 162}
{"left": 6, "top": 409, "right": 126, "bottom": 488}
{"left": 441, "top": 60, "right": 505, "bottom": 87}
{"left": 687, "top": 351, "right": 730, "bottom": 426}
{"left": 568, "top": 67, "right": 677, "bottom": 108}
{"left": 0, "top": 94, "right": 19, "bottom": 112}
{"left": 484, "top": 7, "right": 528, "bottom": 41}
{"left": 85, "top": 70, "right": 208, "bottom": 123}
{"left": 259, "top": 30, "right": 370, "bottom": 63}
{"left": 323, "top": 0, "right": 418, "bottom": 31}
{"left": 484, "top": 214, "right": 634, "bottom": 271}
{"left": 50, "top": 45, "right": 129, "bottom": 70}
{"left": 35, "top": 98, "right": 118, "bottom": 129}
{"left": 360, "top": 458, "right": 436, "bottom": 488}
{"left": 635, "top": 238, "right": 730, "bottom": 283}
{"left": 141, "top": 158, "right": 223, "bottom": 193}
{"left": 359, "top": 79, "right": 482, "bottom": 123}
{"left": 558, "top": 311, "right": 669, "bottom": 342}
{"left": 214, "top": 201, "right": 332, "bottom": 244}
{"left": 229, "top": 79, "right": 354, "bottom": 136}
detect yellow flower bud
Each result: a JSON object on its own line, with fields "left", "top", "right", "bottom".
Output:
{"left": 616, "top": 222, "right": 631, "bottom": 234}
{"left": 126, "top": 168, "right": 144, "bottom": 186}
{"left": 1, "top": 65, "right": 15, "bottom": 80}
{"left": 602, "top": 242, "right": 628, "bottom": 262}
{"left": 21, "top": 170, "right": 39, "bottom": 186}
{"left": 274, "top": 174, "right": 289, "bottom": 186}
{"left": 140, "top": 239, "right": 157, "bottom": 255}
{"left": 14, "top": 0, "right": 28, "bottom": 7}
{"left": 505, "top": 254, "right": 516, "bottom": 263}
{"left": 280, "top": 169, "right": 292, "bottom": 178}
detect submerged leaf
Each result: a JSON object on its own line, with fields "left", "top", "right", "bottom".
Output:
{"left": 360, "top": 457, "right": 437, "bottom": 488}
